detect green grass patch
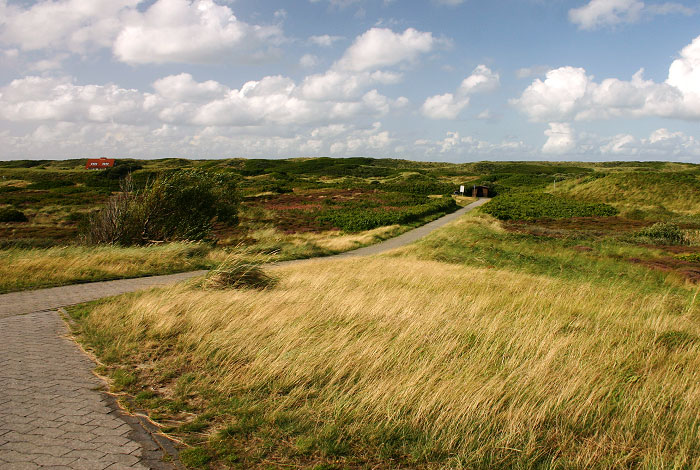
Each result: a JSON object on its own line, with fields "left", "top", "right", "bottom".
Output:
{"left": 482, "top": 193, "right": 618, "bottom": 221}
{"left": 398, "top": 213, "right": 687, "bottom": 294}
{"left": 179, "top": 447, "right": 212, "bottom": 468}
{"left": 318, "top": 196, "right": 458, "bottom": 232}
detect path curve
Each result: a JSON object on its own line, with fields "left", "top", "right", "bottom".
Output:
{"left": 1, "top": 198, "right": 488, "bottom": 317}
{"left": 0, "top": 197, "right": 487, "bottom": 470}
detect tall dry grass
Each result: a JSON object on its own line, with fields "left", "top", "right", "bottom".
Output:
{"left": 0, "top": 243, "right": 216, "bottom": 293}
{"left": 79, "top": 256, "right": 700, "bottom": 468}
{"left": 231, "top": 224, "right": 404, "bottom": 258}
{"left": 1, "top": 224, "right": 405, "bottom": 293}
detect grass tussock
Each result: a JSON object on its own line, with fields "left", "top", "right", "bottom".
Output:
{"left": 0, "top": 243, "right": 216, "bottom": 293}
{"left": 203, "top": 256, "right": 276, "bottom": 290}
{"left": 72, "top": 256, "right": 700, "bottom": 469}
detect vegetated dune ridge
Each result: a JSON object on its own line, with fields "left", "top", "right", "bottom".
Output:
{"left": 72, "top": 244, "right": 700, "bottom": 469}
{"left": 556, "top": 170, "right": 700, "bottom": 215}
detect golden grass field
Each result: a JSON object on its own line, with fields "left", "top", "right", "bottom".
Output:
{"left": 71, "top": 242, "right": 700, "bottom": 468}
{"left": 0, "top": 243, "right": 217, "bottom": 293}
{"left": 0, "top": 225, "right": 406, "bottom": 293}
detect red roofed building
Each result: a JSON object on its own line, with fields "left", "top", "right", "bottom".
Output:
{"left": 85, "top": 158, "right": 115, "bottom": 170}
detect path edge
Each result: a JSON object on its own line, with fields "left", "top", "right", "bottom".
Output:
{"left": 59, "top": 307, "right": 186, "bottom": 470}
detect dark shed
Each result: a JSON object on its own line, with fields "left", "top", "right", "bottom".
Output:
{"left": 472, "top": 185, "right": 489, "bottom": 197}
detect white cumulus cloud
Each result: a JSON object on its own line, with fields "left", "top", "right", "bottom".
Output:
{"left": 542, "top": 122, "right": 576, "bottom": 154}
{"left": 512, "top": 34, "right": 700, "bottom": 122}
{"left": 459, "top": 64, "right": 500, "bottom": 94}
{"left": 114, "top": 0, "right": 284, "bottom": 65}
{"left": 421, "top": 93, "right": 469, "bottom": 119}
{"left": 0, "top": 0, "right": 138, "bottom": 53}
{"left": 422, "top": 65, "right": 499, "bottom": 119}
{"left": 0, "top": 76, "right": 145, "bottom": 123}
{"left": 336, "top": 27, "right": 440, "bottom": 72}
{"left": 569, "top": 0, "right": 694, "bottom": 30}
{"left": 0, "top": 0, "right": 285, "bottom": 65}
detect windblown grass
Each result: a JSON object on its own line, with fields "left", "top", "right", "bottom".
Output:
{"left": 203, "top": 255, "right": 276, "bottom": 290}
{"left": 395, "top": 211, "right": 700, "bottom": 291}
{"left": 0, "top": 243, "right": 217, "bottom": 293}
{"left": 0, "top": 225, "right": 405, "bottom": 293}
{"left": 238, "top": 224, "right": 405, "bottom": 258}
{"left": 70, "top": 255, "right": 700, "bottom": 469}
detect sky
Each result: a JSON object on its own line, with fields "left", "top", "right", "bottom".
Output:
{"left": 1, "top": 0, "right": 700, "bottom": 163}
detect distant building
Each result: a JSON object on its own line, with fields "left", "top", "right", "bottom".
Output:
{"left": 472, "top": 185, "right": 489, "bottom": 197}
{"left": 85, "top": 158, "right": 115, "bottom": 170}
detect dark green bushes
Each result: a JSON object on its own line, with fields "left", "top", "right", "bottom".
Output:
{"left": 26, "top": 180, "right": 74, "bottom": 190}
{"left": 634, "top": 222, "right": 687, "bottom": 245}
{"left": 84, "top": 170, "right": 239, "bottom": 245}
{"left": 319, "top": 197, "right": 458, "bottom": 232}
{"left": 241, "top": 157, "right": 391, "bottom": 177}
{"left": 0, "top": 208, "right": 28, "bottom": 222}
{"left": 482, "top": 193, "right": 618, "bottom": 221}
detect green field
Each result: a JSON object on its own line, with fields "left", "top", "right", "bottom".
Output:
{"left": 4, "top": 158, "right": 700, "bottom": 468}
{"left": 2, "top": 158, "right": 700, "bottom": 292}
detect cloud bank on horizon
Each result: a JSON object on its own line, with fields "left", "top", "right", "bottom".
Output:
{"left": 0, "top": 0, "right": 699, "bottom": 162}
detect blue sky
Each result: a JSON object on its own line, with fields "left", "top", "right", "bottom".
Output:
{"left": 1, "top": 0, "right": 699, "bottom": 162}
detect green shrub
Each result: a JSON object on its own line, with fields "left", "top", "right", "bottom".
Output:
{"left": 0, "top": 186, "right": 21, "bottom": 193}
{"left": 678, "top": 253, "right": 700, "bottom": 263}
{"left": 26, "top": 180, "right": 74, "bottom": 190}
{"left": 319, "top": 197, "right": 458, "bottom": 232}
{"left": 0, "top": 208, "right": 28, "bottom": 222}
{"left": 634, "top": 222, "right": 687, "bottom": 245}
{"left": 481, "top": 193, "right": 618, "bottom": 221}
{"left": 84, "top": 170, "right": 240, "bottom": 245}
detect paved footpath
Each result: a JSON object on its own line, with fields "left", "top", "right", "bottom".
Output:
{"left": 0, "top": 198, "right": 488, "bottom": 469}
{"left": 0, "top": 311, "right": 178, "bottom": 470}
{"left": 0, "top": 271, "right": 208, "bottom": 319}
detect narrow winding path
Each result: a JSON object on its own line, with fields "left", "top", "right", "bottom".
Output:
{"left": 0, "top": 198, "right": 487, "bottom": 469}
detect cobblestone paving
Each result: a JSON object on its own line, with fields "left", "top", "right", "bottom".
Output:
{"left": 0, "top": 311, "right": 176, "bottom": 470}
{"left": 0, "top": 271, "right": 207, "bottom": 318}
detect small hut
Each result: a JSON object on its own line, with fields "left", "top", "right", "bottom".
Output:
{"left": 472, "top": 185, "right": 489, "bottom": 197}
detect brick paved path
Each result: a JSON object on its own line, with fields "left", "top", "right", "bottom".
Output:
{"left": 0, "top": 271, "right": 207, "bottom": 318}
{"left": 0, "top": 311, "right": 178, "bottom": 469}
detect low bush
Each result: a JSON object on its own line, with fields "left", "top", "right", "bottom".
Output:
{"left": 634, "top": 222, "right": 687, "bottom": 245}
{"left": 0, "top": 208, "right": 28, "bottom": 222}
{"left": 84, "top": 170, "right": 240, "bottom": 245}
{"left": 0, "top": 186, "right": 21, "bottom": 193}
{"left": 678, "top": 253, "right": 700, "bottom": 263}
{"left": 318, "top": 197, "right": 458, "bottom": 232}
{"left": 481, "top": 193, "right": 618, "bottom": 221}
{"left": 26, "top": 180, "right": 74, "bottom": 190}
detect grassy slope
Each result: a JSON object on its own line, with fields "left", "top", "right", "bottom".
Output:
{"left": 555, "top": 170, "right": 700, "bottom": 216}
{"left": 392, "top": 213, "right": 692, "bottom": 293}
{"left": 67, "top": 216, "right": 700, "bottom": 469}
